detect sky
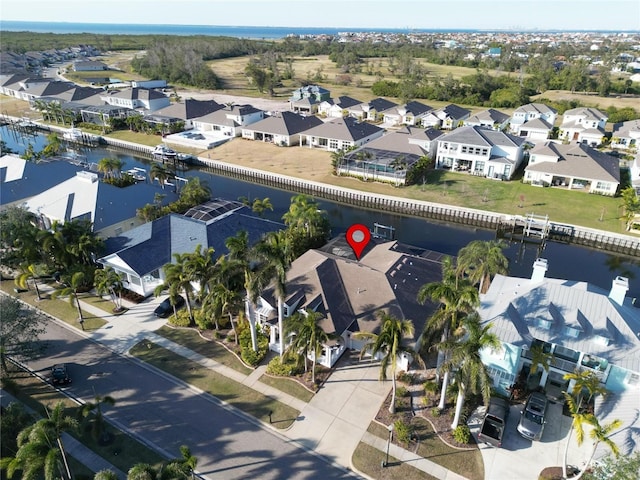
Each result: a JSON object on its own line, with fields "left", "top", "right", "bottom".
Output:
{"left": 1, "top": 0, "right": 639, "bottom": 31}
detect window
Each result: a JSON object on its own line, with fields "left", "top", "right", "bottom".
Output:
{"left": 461, "top": 146, "right": 468, "bottom": 153}
{"left": 595, "top": 182, "right": 608, "bottom": 190}
{"left": 627, "top": 372, "right": 639, "bottom": 386}
{"left": 329, "top": 139, "right": 339, "bottom": 150}
{"left": 564, "top": 326, "right": 581, "bottom": 338}
{"left": 538, "top": 318, "right": 552, "bottom": 330}
{"left": 554, "top": 345, "right": 579, "bottom": 362}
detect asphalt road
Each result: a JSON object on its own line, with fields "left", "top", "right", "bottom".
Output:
{"left": 26, "top": 321, "right": 357, "bottom": 480}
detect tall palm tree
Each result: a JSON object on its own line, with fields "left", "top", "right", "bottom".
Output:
{"left": 94, "top": 266, "right": 124, "bottom": 311}
{"left": 52, "top": 272, "right": 86, "bottom": 324}
{"left": 254, "top": 231, "right": 293, "bottom": 358}
{"left": 155, "top": 253, "right": 195, "bottom": 323}
{"left": 94, "top": 469, "right": 119, "bottom": 480}
{"left": 285, "top": 309, "right": 330, "bottom": 384}
{"left": 572, "top": 416, "right": 622, "bottom": 480}
{"left": 456, "top": 240, "right": 509, "bottom": 293}
{"left": 1, "top": 402, "right": 77, "bottom": 480}
{"left": 166, "top": 445, "right": 198, "bottom": 480}
{"left": 564, "top": 368, "right": 607, "bottom": 406}
{"left": 561, "top": 392, "right": 595, "bottom": 480}
{"left": 150, "top": 163, "right": 174, "bottom": 189}
{"left": 251, "top": 197, "right": 273, "bottom": 217}
{"left": 417, "top": 255, "right": 479, "bottom": 409}
{"left": 527, "top": 344, "right": 554, "bottom": 387}
{"left": 15, "top": 263, "right": 43, "bottom": 300}
{"left": 80, "top": 394, "right": 116, "bottom": 444}
{"left": 353, "top": 312, "right": 415, "bottom": 414}
{"left": 127, "top": 463, "right": 157, "bottom": 480}
{"left": 437, "top": 313, "right": 501, "bottom": 429}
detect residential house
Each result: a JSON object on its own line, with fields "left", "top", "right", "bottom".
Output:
{"left": 510, "top": 103, "right": 557, "bottom": 139}
{"left": 24, "top": 170, "right": 178, "bottom": 239}
{"left": 19, "top": 80, "right": 76, "bottom": 102}
{"left": 98, "top": 199, "right": 283, "bottom": 297}
{"left": 145, "top": 99, "right": 223, "bottom": 130}
{"left": 478, "top": 258, "right": 640, "bottom": 459}
{"left": 318, "top": 96, "right": 362, "bottom": 118}
{"left": 79, "top": 104, "right": 132, "bottom": 126}
{"left": 559, "top": 107, "right": 608, "bottom": 146}
{"left": 253, "top": 235, "right": 443, "bottom": 367}
{"left": 100, "top": 87, "right": 170, "bottom": 112}
{"left": 73, "top": 60, "right": 107, "bottom": 71}
{"left": 302, "top": 116, "right": 385, "bottom": 152}
{"left": 345, "top": 97, "right": 398, "bottom": 122}
{"left": 0, "top": 154, "right": 84, "bottom": 209}
{"left": 422, "top": 104, "right": 471, "bottom": 130}
{"left": 339, "top": 128, "right": 431, "bottom": 184}
{"left": 191, "top": 104, "right": 264, "bottom": 138}
{"left": 464, "top": 108, "right": 511, "bottom": 131}
{"left": 289, "top": 85, "right": 331, "bottom": 114}
{"left": 382, "top": 101, "right": 434, "bottom": 127}
{"left": 435, "top": 125, "right": 525, "bottom": 180}
{"left": 241, "top": 111, "right": 323, "bottom": 146}
{"left": 611, "top": 119, "right": 640, "bottom": 151}
{"left": 524, "top": 142, "right": 620, "bottom": 195}
{"left": 404, "top": 126, "right": 445, "bottom": 157}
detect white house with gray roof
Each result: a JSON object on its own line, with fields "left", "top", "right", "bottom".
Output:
{"left": 302, "top": 116, "right": 385, "bottom": 152}
{"left": 382, "top": 101, "right": 434, "bottom": 127}
{"left": 524, "top": 142, "right": 620, "bottom": 195}
{"left": 191, "top": 104, "right": 264, "bottom": 138}
{"left": 344, "top": 97, "right": 398, "bottom": 122}
{"left": 559, "top": 107, "right": 608, "bottom": 147}
{"left": 422, "top": 104, "right": 471, "bottom": 130}
{"left": 478, "top": 258, "right": 640, "bottom": 459}
{"left": 100, "top": 87, "right": 170, "bottom": 112}
{"left": 241, "top": 111, "right": 323, "bottom": 146}
{"left": 435, "top": 125, "right": 525, "bottom": 180}
{"left": 611, "top": 119, "right": 640, "bottom": 151}
{"left": 463, "top": 108, "right": 510, "bottom": 131}
{"left": 510, "top": 102, "right": 557, "bottom": 140}
{"left": 318, "top": 96, "right": 363, "bottom": 118}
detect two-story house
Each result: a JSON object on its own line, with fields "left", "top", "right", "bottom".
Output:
{"left": 524, "top": 141, "right": 620, "bottom": 195}
{"left": 510, "top": 103, "right": 558, "bottom": 141}
{"left": 317, "top": 96, "right": 362, "bottom": 118}
{"left": 382, "top": 101, "right": 434, "bottom": 127}
{"left": 289, "top": 85, "right": 331, "bottom": 114}
{"left": 559, "top": 107, "right": 608, "bottom": 146}
{"left": 611, "top": 119, "right": 640, "bottom": 151}
{"left": 191, "top": 104, "right": 264, "bottom": 138}
{"left": 463, "top": 108, "right": 511, "bottom": 131}
{"left": 345, "top": 97, "right": 398, "bottom": 122}
{"left": 422, "top": 104, "right": 471, "bottom": 130}
{"left": 434, "top": 125, "right": 525, "bottom": 180}
{"left": 100, "top": 87, "right": 170, "bottom": 112}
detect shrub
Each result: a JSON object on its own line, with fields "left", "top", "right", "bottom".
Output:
{"left": 193, "top": 308, "right": 214, "bottom": 330}
{"left": 396, "top": 371, "right": 414, "bottom": 384}
{"left": 239, "top": 327, "right": 268, "bottom": 366}
{"left": 393, "top": 420, "right": 413, "bottom": 445}
{"left": 423, "top": 380, "right": 439, "bottom": 395}
{"left": 396, "top": 386, "right": 409, "bottom": 398}
{"left": 431, "top": 407, "right": 441, "bottom": 417}
{"left": 266, "top": 356, "right": 300, "bottom": 376}
{"left": 168, "top": 309, "right": 191, "bottom": 327}
{"left": 453, "top": 425, "right": 471, "bottom": 444}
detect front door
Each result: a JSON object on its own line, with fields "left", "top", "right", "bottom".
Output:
{"left": 488, "top": 165, "right": 494, "bottom": 178}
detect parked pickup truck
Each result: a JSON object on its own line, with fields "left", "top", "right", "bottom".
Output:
{"left": 477, "top": 397, "right": 510, "bottom": 447}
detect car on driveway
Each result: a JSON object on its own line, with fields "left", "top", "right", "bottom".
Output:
{"left": 51, "top": 364, "right": 71, "bottom": 386}
{"left": 517, "top": 392, "right": 549, "bottom": 440}
{"left": 153, "top": 295, "right": 186, "bottom": 318}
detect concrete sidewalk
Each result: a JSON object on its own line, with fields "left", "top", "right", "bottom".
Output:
{"left": 29, "top": 290, "right": 468, "bottom": 479}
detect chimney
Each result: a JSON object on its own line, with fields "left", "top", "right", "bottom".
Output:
{"left": 609, "top": 276, "right": 629, "bottom": 306}
{"left": 531, "top": 258, "right": 548, "bottom": 284}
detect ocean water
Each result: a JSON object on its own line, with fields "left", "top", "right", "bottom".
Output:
{"left": 0, "top": 21, "right": 461, "bottom": 39}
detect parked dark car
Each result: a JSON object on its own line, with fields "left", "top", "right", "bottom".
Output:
{"left": 51, "top": 364, "right": 71, "bottom": 385}
{"left": 478, "top": 397, "right": 510, "bottom": 447}
{"left": 517, "top": 392, "right": 549, "bottom": 440}
{"left": 153, "top": 295, "right": 186, "bottom": 318}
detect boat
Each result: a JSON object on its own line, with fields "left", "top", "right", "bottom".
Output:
{"left": 124, "top": 168, "right": 147, "bottom": 182}
{"left": 62, "top": 127, "right": 84, "bottom": 142}
{"left": 152, "top": 144, "right": 177, "bottom": 159}
{"left": 177, "top": 152, "right": 196, "bottom": 164}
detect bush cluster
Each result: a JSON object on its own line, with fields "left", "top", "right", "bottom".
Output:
{"left": 393, "top": 419, "right": 413, "bottom": 445}
{"left": 453, "top": 425, "right": 471, "bottom": 444}
{"left": 238, "top": 327, "right": 268, "bottom": 367}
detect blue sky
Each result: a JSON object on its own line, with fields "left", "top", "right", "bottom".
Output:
{"left": 2, "top": 0, "right": 639, "bottom": 31}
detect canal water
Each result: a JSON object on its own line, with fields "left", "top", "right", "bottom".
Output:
{"left": 3, "top": 125, "right": 640, "bottom": 297}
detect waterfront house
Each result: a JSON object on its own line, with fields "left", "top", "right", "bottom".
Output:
{"left": 318, "top": 96, "right": 362, "bottom": 118}
{"left": 463, "top": 108, "right": 511, "bottom": 131}
{"left": 146, "top": 99, "right": 223, "bottom": 130}
{"left": 559, "top": 107, "right": 608, "bottom": 147}
{"left": 241, "top": 111, "right": 323, "bottom": 146}
{"left": 339, "top": 128, "right": 430, "bottom": 185}
{"left": 382, "top": 101, "right": 434, "bottom": 127}
{"left": 422, "top": 104, "right": 471, "bottom": 130}
{"left": 611, "top": 119, "right": 640, "bottom": 151}
{"left": 98, "top": 199, "right": 282, "bottom": 297}
{"left": 302, "top": 116, "right": 385, "bottom": 152}
{"left": 405, "top": 126, "right": 445, "bottom": 157}
{"left": 524, "top": 142, "right": 620, "bottom": 195}
{"left": 24, "top": 170, "right": 178, "bottom": 239}
{"left": 434, "top": 125, "right": 525, "bottom": 180}
{"left": 100, "top": 87, "right": 170, "bottom": 112}
{"left": 253, "top": 235, "right": 443, "bottom": 367}
{"left": 191, "top": 104, "right": 264, "bottom": 138}
{"left": 478, "top": 258, "right": 640, "bottom": 458}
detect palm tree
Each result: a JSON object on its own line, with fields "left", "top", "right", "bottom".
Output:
{"left": 15, "top": 263, "right": 43, "bottom": 300}
{"left": 251, "top": 197, "right": 273, "bottom": 217}
{"left": 417, "top": 256, "right": 479, "bottom": 409}
{"left": 150, "top": 163, "right": 174, "bottom": 189}
{"left": 285, "top": 309, "right": 329, "bottom": 384}
{"left": 94, "top": 266, "right": 124, "bottom": 312}
{"left": 561, "top": 392, "right": 595, "bottom": 480}
{"left": 94, "top": 469, "right": 119, "bottom": 480}
{"left": 353, "top": 312, "right": 415, "bottom": 414}
{"left": 42, "top": 133, "right": 62, "bottom": 158}
{"left": 1, "top": 402, "right": 77, "bottom": 480}
{"left": 437, "top": 313, "right": 501, "bottom": 429}
{"left": 572, "top": 416, "right": 623, "bottom": 480}
{"left": 527, "top": 344, "right": 554, "bottom": 387}
{"left": 155, "top": 253, "right": 195, "bottom": 323}
{"left": 166, "top": 445, "right": 198, "bottom": 480}
{"left": 80, "top": 394, "right": 116, "bottom": 444}
{"left": 254, "top": 231, "right": 293, "bottom": 358}
{"left": 52, "top": 272, "right": 86, "bottom": 324}
{"left": 127, "top": 463, "right": 157, "bottom": 480}
{"left": 456, "top": 240, "right": 509, "bottom": 293}
{"left": 564, "top": 368, "right": 607, "bottom": 406}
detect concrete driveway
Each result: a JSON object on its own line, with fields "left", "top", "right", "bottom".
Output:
{"left": 469, "top": 399, "right": 594, "bottom": 480}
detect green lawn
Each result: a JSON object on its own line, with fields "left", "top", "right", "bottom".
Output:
{"left": 352, "top": 442, "right": 438, "bottom": 480}
{"left": 258, "top": 374, "right": 315, "bottom": 403}
{"left": 130, "top": 341, "right": 300, "bottom": 429}
{"left": 155, "top": 325, "right": 253, "bottom": 375}
{"left": 368, "top": 420, "right": 484, "bottom": 480}
{"left": 3, "top": 365, "right": 165, "bottom": 475}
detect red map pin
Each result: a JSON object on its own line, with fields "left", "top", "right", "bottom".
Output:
{"left": 346, "top": 224, "right": 371, "bottom": 260}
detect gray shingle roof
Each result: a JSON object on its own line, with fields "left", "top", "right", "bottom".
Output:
{"left": 527, "top": 142, "right": 620, "bottom": 182}
{"left": 242, "top": 111, "right": 323, "bottom": 135}
{"left": 439, "top": 125, "right": 525, "bottom": 147}
{"left": 152, "top": 99, "right": 223, "bottom": 120}
{"left": 303, "top": 116, "right": 384, "bottom": 141}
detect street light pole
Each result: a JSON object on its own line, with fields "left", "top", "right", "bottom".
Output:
{"left": 382, "top": 423, "right": 394, "bottom": 468}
